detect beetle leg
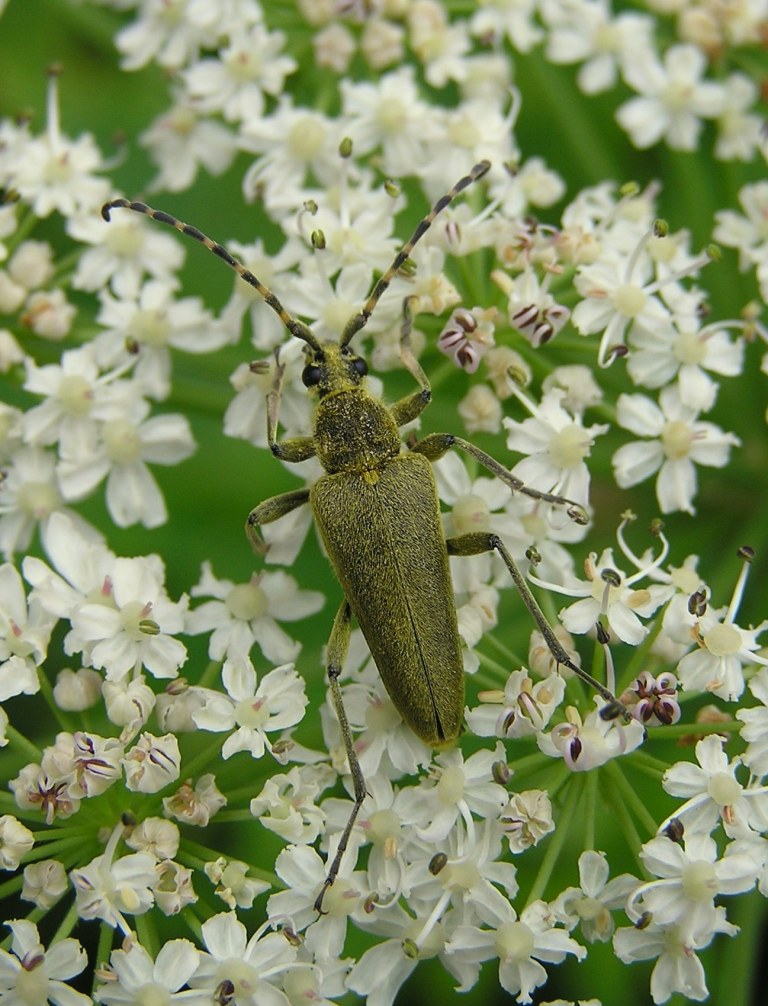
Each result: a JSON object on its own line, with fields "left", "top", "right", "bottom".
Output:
{"left": 410, "top": 433, "right": 589, "bottom": 525}
{"left": 245, "top": 488, "right": 311, "bottom": 555}
{"left": 446, "top": 531, "right": 627, "bottom": 718}
{"left": 389, "top": 296, "right": 432, "bottom": 428}
{"left": 315, "top": 599, "right": 368, "bottom": 913}
{"left": 266, "top": 348, "right": 317, "bottom": 463}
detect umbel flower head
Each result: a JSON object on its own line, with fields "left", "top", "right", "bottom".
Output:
{"left": 0, "top": 4, "right": 767, "bottom": 1006}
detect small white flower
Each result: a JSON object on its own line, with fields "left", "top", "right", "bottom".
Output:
{"left": 0, "top": 815, "right": 34, "bottom": 870}
{"left": 187, "top": 561, "right": 323, "bottom": 665}
{"left": 70, "top": 731, "right": 124, "bottom": 799}
{"left": 204, "top": 856, "right": 270, "bottom": 909}
{"left": 190, "top": 912, "right": 298, "bottom": 1003}
{"left": 340, "top": 67, "right": 433, "bottom": 176}
{"left": 192, "top": 661, "right": 308, "bottom": 760}
{"left": 538, "top": 698, "right": 645, "bottom": 771}
{"left": 94, "top": 279, "right": 224, "bottom": 399}
{"left": 268, "top": 843, "right": 364, "bottom": 960}
{"left": 628, "top": 832, "right": 755, "bottom": 940}
{"left": 66, "top": 553, "right": 188, "bottom": 682}
{"left": 0, "top": 919, "right": 90, "bottom": 1006}
{"left": 676, "top": 605, "right": 768, "bottom": 701}
{"left": 616, "top": 43, "right": 724, "bottom": 150}
{"left": 162, "top": 774, "right": 227, "bottom": 828}
{"left": 250, "top": 764, "right": 331, "bottom": 844}
{"left": 612, "top": 386, "right": 740, "bottom": 514}
{"left": 123, "top": 731, "right": 181, "bottom": 793}
{"left": 551, "top": 850, "right": 638, "bottom": 943}
{"left": 400, "top": 743, "right": 508, "bottom": 844}
{"left": 543, "top": 0, "right": 655, "bottom": 95}
{"left": 0, "top": 445, "right": 85, "bottom": 559}
{"left": 737, "top": 668, "right": 768, "bottom": 776}
{"left": 57, "top": 396, "right": 196, "bottom": 529}
{"left": 7, "top": 74, "right": 109, "bottom": 217}
{"left": 466, "top": 668, "right": 566, "bottom": 740}
{"left": 504, "top": 388, "right": 608, "bottom": 507}
{"left": 140, "top": 97, "right": 237, "bottom": 193}
{"left": 613, "top": 912, "right": 735, "bottom": 1003}
{"left": 95, "top": 939, "right": 207, "bottom": 1006}
{"left": 445, "top": 899, "right": 587, "bottom": 1004}
{"left": 70, "top": 823, "right": 158, "bottom": 934}
{"left": 70, "top": 204, "right": 185, "bottom": 300}
{"left": 534, "top": 544, "right": 671, "bottom": 646}
{"left": 0, "top": 562, "right": 54, "bottom": 700}
{"left": 21, "top": 859, "right": 68, "bottom": 910}
{"left": 661, "top": 735, "right": 755, "bottom": 836}
{"left": 183, "top": 23, "right": 296, "bottom": 123}
{"left": 125, "top": 817, "right": 180, "bottom": 860}
{"left": 501, "top": 789, "right": 555, "bottom": 853}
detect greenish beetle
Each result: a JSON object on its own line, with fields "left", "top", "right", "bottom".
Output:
{"left": 102, "top": 162, "right": 623, "bottom": 908}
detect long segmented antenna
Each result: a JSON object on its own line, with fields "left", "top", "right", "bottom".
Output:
{"left": 100, "top": 198, "right": 322, "bottom": 351}
{"left": 340, "top": 159, "right": 491, "bottom": 346}
{"left": 340, "top": 156, "right": 489, "bottom": 344}
{"left": 101, "top": 159, "right": 491, "bottom": 350}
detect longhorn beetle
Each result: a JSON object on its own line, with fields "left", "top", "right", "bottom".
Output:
{"left": 102, "top": 161, "right": 626, "bottom": 910}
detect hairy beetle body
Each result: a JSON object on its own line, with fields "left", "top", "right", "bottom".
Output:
{"left": 311, "top": 448, "right": 463, "bottom": 747}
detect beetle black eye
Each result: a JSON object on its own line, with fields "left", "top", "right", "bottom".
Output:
{"left": 352, "top": 357, "right": 368, "bottom": 376}
{"left": 302, "top": 364, "right": 322, "bottom": 387}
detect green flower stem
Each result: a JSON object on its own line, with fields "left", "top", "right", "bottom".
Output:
{"left": 4, "top": 723, "right": 43, "bottom": 762}
{"left": 603, "top": 760, "right": 659, "bottom": 840}
{"left": 30, "top": 825, "right": 97, "bottom": 840}
{"left": 524, "top": 771, "right": 585, "bottom": 907}
{"left": 24, "top": 835, "right": 99, "bottom": 864}
{"left": 35, "top": 667, "right": 77, "bottom": 734}
{"left": 204, "top": 804, "right": 255, "bottom": 820}
{"left": 482, "top": 631, "right": 518, "bottom": 666}
{"left": 621, "top": 617, "right": 664, "bottom": 683}
{"left": 180, "top": 905, "right": 204, "bottom": 942}
{"left": 601, "top": 761, "right": 648, "bottom": 876}
{"left": 475, "top": 648, "right": 516, "bottom": 688}
{"left": 175, "top": 848, "right": 208, "bottom": 872}
{"left": 50, "top": 899, "right": 80, "bottom": 945}
{"left": 583, "top": 768, "right": 598, "bottom": 852}
{"left": 134, "top": 911, "right": 157, "bottom": 958}
{"left": 714, "top": 890, "right": 767, "bottom": 1006}
{"left": 198, "top": 659, "right": 225, "bottom": 689}
{"left": 180, "top": 733, "right": 227, "bottom": 779}
{"left": 6, "top": 206, "right": 38, "bottom": 251}
{"left": 502, "top": 747, "right": 551, "bottom": 778}
{"left": 646, "top": 719, "right": 741, "bottom": 741}
{"left": 94, "top": 922, "right": 115, "bottom": 974}
{"left": 0, "top": 873, "right": 24, "bottom": 900}
{"left": 627, "top": 749, "right": 675, "bottom": 778}
{"left": 0, "top": 792, "right": 25, "bottom": 811}
{"left": 211, "top": 800, "right": 259, "bottom": 816}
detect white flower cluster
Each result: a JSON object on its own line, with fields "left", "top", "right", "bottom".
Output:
{"left": 0, "top": 1, "right": 766, "bottom": 1005}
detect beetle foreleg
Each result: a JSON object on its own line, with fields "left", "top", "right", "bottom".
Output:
{"left": 245, "top": 488, "right": 310, "bottom": 555}
{"left": 314, "top": 599, "right": 368, "bottom": 914}
{"left": 389, "top": 296, "right": 432, "bottom": 428}
{"left": 265, "top": 349, "right": 317, "bottom": 463}
{"left": 446, "top": 531, "right": 627, "bottom": 719}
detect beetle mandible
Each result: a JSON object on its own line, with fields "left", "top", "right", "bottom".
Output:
{"left": 102, "top": 161, "right": 625, "bottom": 909}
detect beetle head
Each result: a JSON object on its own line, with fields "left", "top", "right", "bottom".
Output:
{"left": 300, "top": 340, "right": 368, "bottom": 399}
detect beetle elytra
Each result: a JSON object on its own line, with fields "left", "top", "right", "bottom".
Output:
{"left": 102, "top": 161, "right": 625, "bottom": 909}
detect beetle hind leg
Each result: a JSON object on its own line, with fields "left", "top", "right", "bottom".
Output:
{"left": 446, "top": 531, "right": 627, "bottom": 719}
{"left": 314, "top": 599, "right": 368, "bottom": 914}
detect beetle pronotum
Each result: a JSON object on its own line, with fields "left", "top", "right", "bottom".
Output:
{"left": 102, "top": 161, "right": 625, "bottom": 910}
